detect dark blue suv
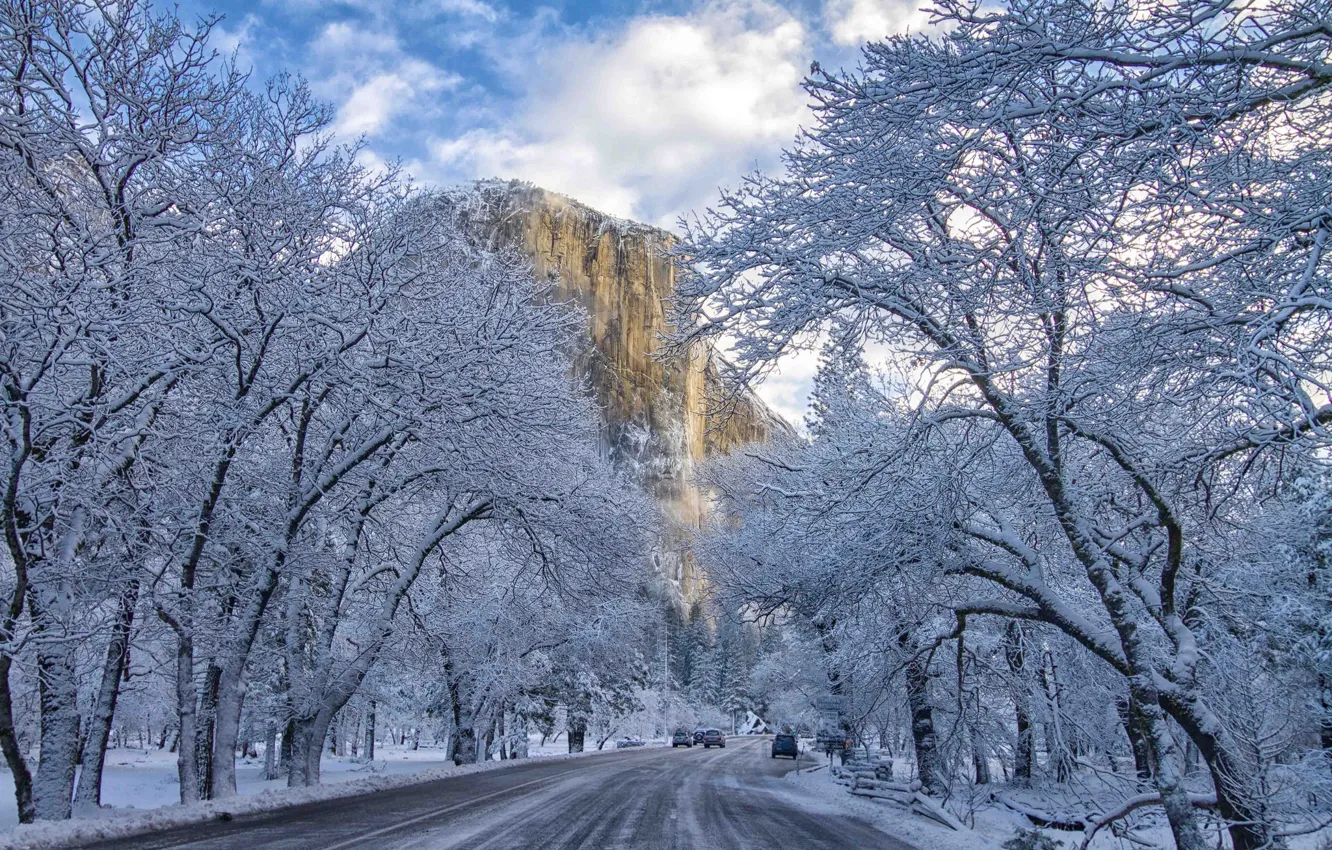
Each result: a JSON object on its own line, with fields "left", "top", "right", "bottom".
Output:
{"left": 771, "top": 733, "right": 799, "bottom": 759}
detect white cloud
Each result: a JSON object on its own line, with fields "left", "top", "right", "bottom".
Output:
{"left": 336, "top": 74, "right": 417, "bottom": 137}
{"left": 308, "top": 24, "right": 460, "bottom": 140}
{"left": 429, "top": 0, "right": 500, "bottom": 23}
{"left": 824, "top": 0, "right": 935, "bottom": 46}
{"left": 313, "top": 20, "right": 401, "bottom": 58}
{"left": 429, "top": 0, "right": 810, "bottom": 225}
{"left": 334, "top": 61, "right": 459, "bottom": 138}
{"left": 213, "top": 14, "right": 259, "bottom": 59}
{"left": 432, "top": 131, "right": 642, "bottom": 219}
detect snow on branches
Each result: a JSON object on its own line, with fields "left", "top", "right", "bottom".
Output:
{"left": 679, "top": 2, "right": 1332, "bottom": 849}
{"left": 0, "top": 0, "right": 654, "bottom": 824}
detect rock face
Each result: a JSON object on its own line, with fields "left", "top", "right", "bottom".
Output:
{"left": 472, "top": 182, "right": 784, "bottom": 602}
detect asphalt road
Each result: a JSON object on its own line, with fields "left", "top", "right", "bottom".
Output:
{"left": 79, "top": 737, "right": 915, "bottom": 850}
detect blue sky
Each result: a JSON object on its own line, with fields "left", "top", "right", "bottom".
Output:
{"left": 173, "top": 0, "right": 932, "bottom": 421}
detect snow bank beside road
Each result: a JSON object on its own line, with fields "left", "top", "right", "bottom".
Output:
{"left": 0, "top": 744, "right": 624, "bottom": 850}
{"left": 778, "top": 769, "right": 1010, "bottom": 850}
{"left": 779, "top": 769, "right": 1332, "bottom": 850}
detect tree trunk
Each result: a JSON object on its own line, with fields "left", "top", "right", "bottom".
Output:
{"left": 210, "top": 596, "right": 274, "bottom": 801}
{"left": 25, "top": 568, "right": 89, "bottom": 822}
{"left": 1040, "top": 650, "right": 1073, "bottom": 783}
{"left": 286, "top": 719, "right": 315, "bottom": 788}
{"left": 1320, "top": 673, "right": 1332, "bottom": 753}
{"left": 451, "top": 711, "right": 478, "bottom": 766}
{"left": 1117, "top": 695, "right": 1153, "bottom": 780}
{"left": 512, "top": 712, "right": 529, "bottom": 759}
{"left": 444, "top": 650, "right": 477, "bottom": 765}
{"left": 279, "top": 718, "right": 295, "bottom": 772}
{"left": 364, "top": 702, "right": 375, "bottom": 762}
{"left": 972, "top": 725, "right": 990, "bottom": 785}
{"left": 262, "top": 721, "right": 277, "bottom": 780}
{"left": 1165, "top": 692, "right": 1275, "bottom": 850}
{"left": 196, "top": 665, "right": 221, "bottom": 801}
{"left": 1130, "top": 679, "right": 1208, "bottom": 850}
{"left": 73, "top": 580, "right": 139, "bottom": 814}
{"left": 285, "top": 712, "right": 335, "bottom": 788}
{"left": 903, "top": 645, "right": 945, "bottom": 797}
{"left": 173, "top": 632, "right": 200, "bottom": 804}
{"left": 567, "top": 716, "right": 586, "bottom": 754}
{"left": 0, "top": 651, "right": 35, "bottom": 824}
{"left": 1003, "top": 621, "right": 1034, "bottom": 784}
{"left": 31, "top": 636, "right": 80, "bottom": 821}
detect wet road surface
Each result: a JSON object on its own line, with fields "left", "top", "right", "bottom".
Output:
{"left": 80, "top": 737, "right": 914, "bottom": 850}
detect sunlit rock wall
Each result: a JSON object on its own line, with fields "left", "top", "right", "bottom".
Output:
{"left": 469, "top": 181, "right": 784, "bottom": 603}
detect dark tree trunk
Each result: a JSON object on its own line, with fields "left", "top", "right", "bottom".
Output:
{"left": 364, "top": 701, "right": 375, "bottom": 762}
{"left": 1003, "top": 621, "right": 1034, "bottom": 784}
{"left": 1117, "top": 695, "right": 1153, "bottom": 780}
{"left": 285, "top": 715, "right": 328, "bottom": 788}
{"left": 567, "top": 717, "right": 586, "bottom": 754}
{"left": 900, "top": 631, "right": 945, "bottom": 796}
{"left": 73, "top": 579, "right": 139, "bottom": 813}
{"left": 195, "top": 664, "right": 221, "bottom": 801}
{"left": 279, "top": 718, "right": 295, "bottom": 771}
{"left": 1320, "top": 673, "right": 1332, "bottom": 753}
{"left": 0, "top": 652, "right": 34, "bottom": 824}
{"left": 451, "top": 719, "right": 477, "bottom": 766}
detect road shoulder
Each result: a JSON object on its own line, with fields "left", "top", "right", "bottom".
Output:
{"left": 775, "top": 767, "right": 1012, "bottom": 850}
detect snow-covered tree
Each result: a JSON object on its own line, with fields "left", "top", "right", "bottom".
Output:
{"left": 676, "top": 3, "right": 1332, "bottom": 846}
{"left": 0, "top": 0, "right": 661, "bottom": 821}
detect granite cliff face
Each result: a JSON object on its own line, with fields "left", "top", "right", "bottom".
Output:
{"left": 469, "top": 182, "right": 784, "bottom": 602}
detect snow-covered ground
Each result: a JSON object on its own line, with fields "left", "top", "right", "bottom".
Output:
{"left": 779, "top": 766, "right": 1332, "bottom": 850}
{"left": 778, "top": 768, "right": 1009, "bottom": 850}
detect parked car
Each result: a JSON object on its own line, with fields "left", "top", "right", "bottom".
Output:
{"left": 701, "top": 729, "right": 725, "bottom": 748}
{"left": 692, "top": 729, "right": 706, "bottom": 744}
{"left": 615, "top": 738, "right": 646, "bottom": 749}
{"left": 771, "top": 733, "right": 799, "bottom": 759}
{"left": 671, "top": 730, "right": 693, "bottom": 748}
